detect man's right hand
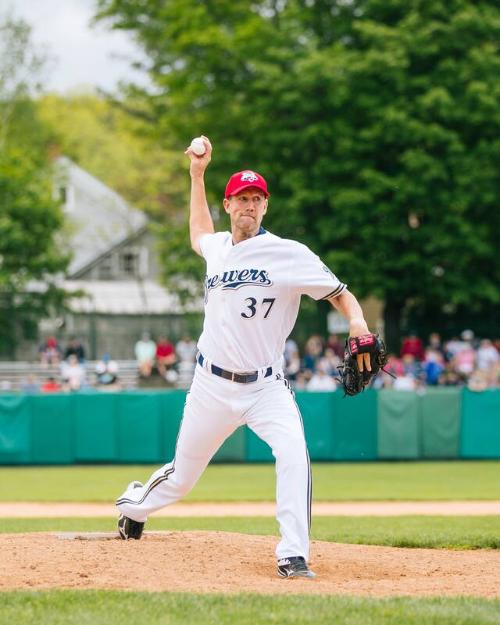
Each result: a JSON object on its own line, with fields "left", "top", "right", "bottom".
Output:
{"left": 185, "top": 135, "right": 212, "bottom": 177}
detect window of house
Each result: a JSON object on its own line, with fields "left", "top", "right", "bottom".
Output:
{"left": 122, "top": 252, "right": 137, "bottom": 275}
{"left": 118, "top": 247, "right": 148, "bottom": 278}
{"left": 120, "top": 248, "right": 140, "bottom": 277}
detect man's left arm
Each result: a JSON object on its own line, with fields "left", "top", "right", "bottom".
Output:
{"left": 328, "top": 289, "right": 371, "bottom": 372}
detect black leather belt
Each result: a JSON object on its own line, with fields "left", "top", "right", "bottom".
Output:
{"left": 197, "top": 353, "right": 272, "bottom": 384}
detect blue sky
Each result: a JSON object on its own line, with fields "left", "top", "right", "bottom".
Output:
{"left": 5, "top": 0, "right": 148, "bottom": 93}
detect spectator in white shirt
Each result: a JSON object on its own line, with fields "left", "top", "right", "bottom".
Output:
{"left": 476, "top": 339, "right": 499, "bottom": 371}
{"left": 61, "top": 355, "right": 86, "bottom": 391}
{"left": 175, "top": 335, "right": 197, "bottom": 363}
{"left": 135, "top": 332, "right": 157, "bottom": 378}
{"left": 307, "top": 370, "right": 337, "bottom": 392}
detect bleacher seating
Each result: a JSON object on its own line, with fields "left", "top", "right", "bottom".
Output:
{"left": 0, "top": 359, "right": 197, "bottom": 392}
{"left": 177, "top": 361, "right": 196, "bottom": 388}
{"left": 0, "top": 360, "right": 138, "bottom": 391}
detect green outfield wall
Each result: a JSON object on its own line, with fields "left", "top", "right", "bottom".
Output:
{"left": 0, "top": 388, "right": 499, "bottom": 464}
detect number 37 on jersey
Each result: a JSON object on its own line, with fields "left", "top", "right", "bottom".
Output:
{"left": 241, "top": 297, "right": 276, "bottom": 319}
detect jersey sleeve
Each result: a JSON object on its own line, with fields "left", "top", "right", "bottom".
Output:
{"left": 199, "top": 232, "right": 230, "bottom": 261}
{"left": 289, "top": 244, "right": 347, "bottom": 301}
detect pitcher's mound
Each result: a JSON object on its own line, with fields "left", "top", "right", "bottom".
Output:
{"left": 54, "top": 531, "right": 172, "bottom": 540}
{"left": 0, "top": 531, "right": 498, "bottom": 597}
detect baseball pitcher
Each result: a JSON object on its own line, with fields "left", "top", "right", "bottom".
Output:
{"left": 116, "top": 136, "right": 374, "bottom": 579}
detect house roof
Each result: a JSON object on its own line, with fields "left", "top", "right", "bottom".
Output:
{"left": 64, "top": 280, "right": 203, "bottom": 315}
{"left": 55, "top": 156, "right": 148, "bottom": 276}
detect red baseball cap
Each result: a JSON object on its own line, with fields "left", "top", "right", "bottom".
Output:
{"left": 224, "top": 170, "right": 269, "bottom": 199}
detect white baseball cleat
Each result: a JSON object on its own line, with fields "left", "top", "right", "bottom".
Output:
{"left": 117, "top": 481, "right": 145, "bottom": 540}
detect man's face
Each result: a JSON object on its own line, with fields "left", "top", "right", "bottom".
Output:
{"left": 223, "top": 187, "right": 268, "bottom": 233}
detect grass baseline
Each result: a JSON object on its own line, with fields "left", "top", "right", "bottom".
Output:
{"left": 1, "top": 516, "right": 499, "bottom": 550}
{"left": 0, "top": 591, "right": 499, "bottom": 625}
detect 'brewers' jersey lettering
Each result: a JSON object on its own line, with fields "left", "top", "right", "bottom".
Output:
{"left": 205, "top": 268, "right": 273, "bottom": 294}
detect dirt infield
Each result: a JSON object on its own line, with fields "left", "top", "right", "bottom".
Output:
{"left": 2, "top": 502, "right": 498, "bottom": 597}
{"left": 1, "top": 531, "right": 499, "bottom": 597}
{"left": 1, "top": 500, "right": 499, "bottom": 517}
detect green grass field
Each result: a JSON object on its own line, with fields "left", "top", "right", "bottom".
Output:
{"left": 1, "top": 462, "right": 498, "bottom": 624}
{"left": 1, "top": 461, "right": 498, "bottom": 502}
{"left": 1, "top": 515, "right": 499, "bottom": 549}
{"left": 0, "top": 591, "right": 498, "bottom": 625}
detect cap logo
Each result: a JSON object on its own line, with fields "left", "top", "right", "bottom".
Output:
{"left": 240, "top": 171, "right": 258, "bottom": 182}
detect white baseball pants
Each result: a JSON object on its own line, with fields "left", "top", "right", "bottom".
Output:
{"left": 116, "top": 362, "right": 312, "bottom": 561}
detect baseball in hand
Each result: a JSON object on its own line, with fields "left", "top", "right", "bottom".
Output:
{"left": 190, "top": 137, "right": 206, "bottom": 156}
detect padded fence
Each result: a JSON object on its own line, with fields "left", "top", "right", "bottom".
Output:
{"left": 460, "top": 389, "right": 500, "bottom": 458}
{"left": 420, "top": 388, "right": 462, "bottom": 459}
{"left": 377, "top": 391, "right": 421, "bottom": 460}
{"left": 0, "top": 388, "right": 498, "bottom": 464}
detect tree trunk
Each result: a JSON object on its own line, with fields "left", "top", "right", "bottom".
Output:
{"left": 0, "top": 295, "right": 17, "bottom": 359}
{"left": 383, "top": 299, "right": 404, "bottom": 354}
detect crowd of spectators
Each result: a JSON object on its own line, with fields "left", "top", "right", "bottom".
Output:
{"left": 134, "top": 332, "right": 197, "bottom": 384}
{"left": 37, "top": 332, "right": 195, "bottom": 392}
{"left": 5, "top": 333, "right": 198, "bottom": 393}
{"left": 16, "top": 336, "right": 122, "bottom": 393}
{"left": 285, "top": 330, "right": 500, "bottom": 392}
{"left": 2, "top": 329, "right": 498, "bottom": 394}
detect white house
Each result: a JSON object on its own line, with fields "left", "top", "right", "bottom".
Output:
{"left": 22, "top": 157, "right": 203, "bottom": 360}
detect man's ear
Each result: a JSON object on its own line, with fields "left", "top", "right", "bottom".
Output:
{"left": 262, "top": 199, "right": 268, "bottom": 215}
{"left": 223, "top": 198, "right": 231, "bottom": 214}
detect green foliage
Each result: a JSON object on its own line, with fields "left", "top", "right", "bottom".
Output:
{"left": 0, "top": 15, "right": 69, "bottom": 356}
{"left": 37, "top": 93, "right": 185, "bottom": 217}
{"left": 0, "top": 149, "right": 69, "bottom": 354}
{"left": 36, "top": 92, "right": 199, "bottom": 297}
{"left": 1, "top": 461, "right": 498, "bottom": 502}
{"left": 0, "top": 15, "right": 47, "bottom": 149}
{"left": 95, "top": 0, "right": 500, "bottom": 344}
{"left": 0, "top": 591, "right": 499, "bottom": 625}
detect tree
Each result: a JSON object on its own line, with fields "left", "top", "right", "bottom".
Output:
{"left": 37, "top": 91, "right": 195, "bottom": 303}
{"left": 95, "top": 0, "right": 500, "bottom": 347}
{"left": 0, "top": 14, "right": 47, "bottom": 150}
{"left": 37, "top": 93, "right": 184, "bottom": 218}
{"left": 0, "top": 15, "right": 69, "bottom": 356}
{"left": 0, "top": 150, "right": 69, "bottom": 356}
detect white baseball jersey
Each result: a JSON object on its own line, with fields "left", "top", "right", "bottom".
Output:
{"left": 117, "top": 225, "right": 347, "bottom": 566}
{"left": 197, "top": 229, "right": 347, "bottom": 371}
